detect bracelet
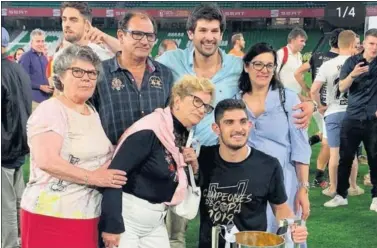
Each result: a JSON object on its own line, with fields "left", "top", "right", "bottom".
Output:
{"left": 306, "top": 100, "right": 318, "bottom": 112}
{"left": 84, "top": 174, "right": 89, "bottom": 186}
{"left": 298, "top": 182, "right": 310, "bottom": 193}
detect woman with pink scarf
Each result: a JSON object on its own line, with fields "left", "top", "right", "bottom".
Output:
{"left": 101, "top": 75, "right": 215, "bottom": 248}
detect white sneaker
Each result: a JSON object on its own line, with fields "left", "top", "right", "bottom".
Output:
{"left": 322, "top": 187, "right": 337, "bottom": 197}
{"left": 370, "top": 197, "right": 377, "bottom": 211}
{"left": 348, "top": 186, "right": 365, "bottom": 196}
{"left": 324, "top": 195, "right": 348, "bottom": 208}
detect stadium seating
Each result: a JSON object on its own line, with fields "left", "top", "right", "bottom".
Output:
{"left": 8, "top": 1, "right": 376, "bottom": 9}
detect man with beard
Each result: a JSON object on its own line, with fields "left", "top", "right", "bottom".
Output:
{"left": 156, "top": 4, "right": 315, "bottom": 247}
{"left": 181, "top": 99, "right": 308, "bottom": 248}
{"left": 56, "top": 2, "right": 120, "bottom": 61}
{"left": 228, "top": 33, "right": 245, "bottom": 57}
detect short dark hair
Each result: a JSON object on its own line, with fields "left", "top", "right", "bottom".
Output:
{"left": 287, "top": 27, "right": 308, "bottom": 43}
{"left": 365, "top": 28, "right": 377, "bottom": 39}
{"left": 61, "top": 2, "right": 92, "bottom": 22}
{"left": 186, "top": 3, "right": 226, "bottom": 33}
{"left": 118, "top": 11, "right": 157, "bottom": 33}
{"left": 214, "top": 99, "right": 247, "bottom": 124}
{"left": 239, "top": 42, "right": 284, "bottom": 93}
{"left": 13, "top": 47, "right": 24, "bottom": 60}
{"left": 231, "top": 33, "right": 243, "bottom": 46}
{"left": 329, "top": 28, "right": 345, "bottom": 48}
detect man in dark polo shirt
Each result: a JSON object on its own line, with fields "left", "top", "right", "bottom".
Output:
{"left": 92, "top": 11, "right": 174, "bottom": 146}
{"left": 19, "top": 28, "right": 51, "bottom": 111}
{"left": 326, "top": 28, "right": 377, "bottom": 210}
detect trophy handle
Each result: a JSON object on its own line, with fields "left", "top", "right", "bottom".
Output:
{"left": 212, "top": 225, "right": 221, "bottom": 248}
{"left": 278, "top": 218, "right": 305, "bottom": 248}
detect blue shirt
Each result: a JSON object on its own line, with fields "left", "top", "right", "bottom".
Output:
{"left": 339, "top": 54, "right": 377, "bottom": 120}
{"left": 237, "top": 88, "right": 311, "bottom": 168}
{"left": 237, "top": 87, "right": 311, "bottom": 236}
{"left": 157, "top": 47, "right": 243, "bottom": 145}
{"left": 19, "top": 48, "right": 49, "bottom": 103}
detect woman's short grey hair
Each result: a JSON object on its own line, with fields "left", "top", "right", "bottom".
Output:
{"left": 53, "top": 45, "right": 102, "bottom": 91}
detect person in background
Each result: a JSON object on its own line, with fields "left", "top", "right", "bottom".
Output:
{"left": 311, "top": 30, "right": 364, "bottom": 203}
{"left": 294, "top": 28, "right": 344, "bottom": 188}
{"left": 57, "top": 1, "right": 118, "bottom": 61}
{"left": 19, "top": 28, "right": 52, "bottom": 111}
{"left": 277, "top": 27, "right": 308, "bottom": 101}
{"left": 20, "top": 45, "right": 127, "bottom": 248}
{"left": 157, "top": 39, "right": 178, "bottom": 58}
{"left": 100, "top": 75, "right": 215, "bottom": 248}
{"left": 1, "top": 26, "right": 32, "bottom": 248}
{"left": 13, "top": 48, "right": 24, "bottom": 63}
{"left": 228, "top": 33, "right": 245, "bottom": 57}
{"left": 325, "top": 28, "right": 377, "bottom": 211}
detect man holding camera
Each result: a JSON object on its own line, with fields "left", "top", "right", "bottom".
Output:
{"left": 326, "top": 29, "right": 377, "bottom": 211}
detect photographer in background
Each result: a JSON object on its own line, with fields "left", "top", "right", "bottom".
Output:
{"left": 327, "top": 29, "right": 377, "bottom": 211}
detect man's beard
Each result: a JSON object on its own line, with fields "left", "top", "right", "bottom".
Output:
{"left": 219, "top": 133, "right": 247, "bottom": 151}
{"left": 64, "top": 31, "right": 82, "bottom": 44}
{"left": 194, "top": 42, "right": 219, "bottom": 58}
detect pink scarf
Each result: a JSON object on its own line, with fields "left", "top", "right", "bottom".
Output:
{"left": 114, "top": 107, "right": 187, "bottom": 205}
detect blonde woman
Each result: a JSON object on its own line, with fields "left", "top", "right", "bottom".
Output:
{"left": 101, "top": 75, "right": 215, "bottom": 248}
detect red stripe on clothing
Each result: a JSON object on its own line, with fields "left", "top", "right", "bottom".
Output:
{"left": 21, "top": 209, "right": 99, "bottom": 248}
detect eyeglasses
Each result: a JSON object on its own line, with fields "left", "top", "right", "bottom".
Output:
{"left": 67, "top": 67, "right": 99, "bottom": 80}
{"left": 249, "top": 61, "right": 276, "bottom": 72}
{"left": 121, "top": 29, "right": 157, "bottom": 42}
{"left": 190, "top": 94, "right": 214, "bottom": 114}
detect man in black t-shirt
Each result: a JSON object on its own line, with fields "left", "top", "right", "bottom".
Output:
{"left": 294, "top": 28, "right": 343, "bottom": 188}
{"left": 182, "top": 99, "right": 308, "bottom": 248}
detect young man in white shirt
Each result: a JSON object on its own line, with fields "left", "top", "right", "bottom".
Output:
{"left": 310, "top": 30, "right": 364, "bottom": 206}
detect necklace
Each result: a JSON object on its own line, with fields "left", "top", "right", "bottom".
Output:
{"left": 61, "top": 95, "right": 89, "bottom": 115}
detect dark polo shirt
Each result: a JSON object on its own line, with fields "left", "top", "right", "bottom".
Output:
{"left": 19, "top": 48, "right": 49, "bottom": 103}
{"left": 91, "top": 53, "right": 174, "bottom": 145}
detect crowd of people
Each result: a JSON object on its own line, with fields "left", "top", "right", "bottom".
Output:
{"left": 1, "top": 2, "right": 376, "bottom": 248}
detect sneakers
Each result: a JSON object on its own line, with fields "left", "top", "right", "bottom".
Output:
{"left": 324, "top": 195, "right": 348, "bottom": 207}
{"left": 364, "top": 173, "right": 372, "bottom": 187}
{"left": 370, "top": 198, "right": 377, "bottom": 212}
{"left": 309, "top": 135, "right": 321, "bottom": 146}
{"left": 358, "top": 155, "right": 368, "bottom": 165}
{"left": 312, "top": 179, "right": 329, "bottom": 189}
{"left": 322, "top": 187, "right": 337, "bottom": 197}
{"left": 348, "top": 186, "right": 365, "bottom": 196}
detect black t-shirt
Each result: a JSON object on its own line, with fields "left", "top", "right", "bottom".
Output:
{"left": 100, "top": 116, "right": 188, "bottom": 234}
{"left": 309, "top": 51, "right": 338, "bottom": 105}
{"left": 198, "top": 145, "right": 287, "bottom": 248}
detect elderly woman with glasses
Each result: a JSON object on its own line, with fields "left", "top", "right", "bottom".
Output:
{"left": 100, "top": 75, "right": 215, "bottom": 248}
{"left": 237, "top": 43, "right": 311, "bottom": 248}
{"left": 20, "top": 45, "right": 127, "bottom": 248}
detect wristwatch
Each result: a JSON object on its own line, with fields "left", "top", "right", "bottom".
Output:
{"left": 298, "top": 182, "right": 310, "bottom": 193}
